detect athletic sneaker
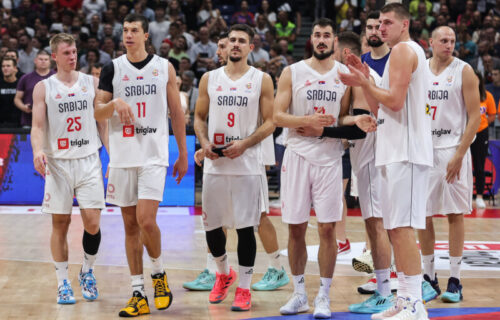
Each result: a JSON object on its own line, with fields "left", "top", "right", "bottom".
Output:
{"left": 79, "top": 268, "right": 98, "bottom": 300}
{"left": 476, "top": 197, "right": 486, "bottom": 209}
{"left": 182, "top": 269, "right": 215, "bottom": 291}
{"left": 349, "top": 290, "right": 394, "bottom": 314}
{"left": 119, "top": 291, "right": 150, "bottom": 317}
{"left": 338, "top": 239, "right": 351, "bottom": 255}
{"left": 280, "top": 292, "right": 309, "bottom": 315}
{"left": 251, "top": 267, "right": 290, "bottom": 291}
{"left": 352, "top": 249, "right": 374, "bottom": 273}
{"left": 313, "top": 294, "right": 331, "bottom": 319}
{"left": 371, "top": 296, "right": 406, "bottom": 319}
{"left": 209, "top": 267, "right": 236, "bottom": 304}
{"left": 422, "top": 279, "right": 438, "bottom": 303}
{"left": 385, "top": 298, "right": 428, "bottom": 320}
{"left": 440, "top": 277, "right": 463, "bottom": 303}
{"left": 423, "top": 274, "right": 441, "bottom": 296}
{"left": 57, "top": 279, "right": 76, "bottom": 304}
{"left": 358, "top": 272, "right": 398, "bottom": 294}
{"left": 269, "top": 198, "right": 281, "bottom": 208}
{"left": 231, "top": 287, "right": 252, "bottom": 311}
{"left": 151, "top": 271, "right": 173, "bottom": 310}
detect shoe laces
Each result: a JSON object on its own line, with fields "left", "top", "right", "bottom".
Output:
{"left": 315, "top": 295, "right": 330, "bottom": 307}
{"left": 234, "top": 288, "right": 250, "bottom": 303}
{"left": 288, "top": 292, "right": 306, "bottom": 308}
{"left": 213, "top": 273, "right": 227, "bottom": 292}
{"left": 154, "top": 276, "right": 167, "bottom": 296}
{"left": 126, "top": 296, "right": 140, "bottom": 308}
{"left": 263, "top": 268, "right": 276, "bottom": 281}
{"left": 446, "top": 278, "right": 461, "bottom": 293}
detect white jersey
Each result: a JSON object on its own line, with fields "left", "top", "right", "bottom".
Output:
{"left": 204, "top": 66, "right": 265, "bottom": 175}
{"left": 427, "top": 57, "right": 467, "bottom": 149}
{"left": 375, "top": 41, "right": 433, "bottom": 167}
{"left": 43, "top": 72, "right": 101, "bottom": 159}
{"left": 350, "top": 68, "right": 381, "bottom": 173}
{"left": 110, "top": 55, "right": 170, "bottom": 168}
{"left": 286, "top": 60, "right": 348, "bottom": 166}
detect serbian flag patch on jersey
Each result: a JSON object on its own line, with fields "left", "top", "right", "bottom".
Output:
{"left": 68, "top": 93, "right": 75, "bottom": 97}
{"left": 318, "top": 80, "right": 326, "bottom": 85}
{"left": 230, "top": 87, "right": 237, "bottom": 91}
{"left": 433, "top": 82, "right": 439, "bottom": 86}
{"left": 136, "top": 76, "right": 144, "bottom": 80}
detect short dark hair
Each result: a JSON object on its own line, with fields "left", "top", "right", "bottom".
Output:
{"left": 229, "top": 24, "right": 255, "bottom": 41}
{"left": 6, "top": 49, "right": 19, "bottom": 59}
{"left": 367, "top": 10, "right": 380, "bottom": 20}
{"left": 337, "top": 31, "right": 361, "bottom": 56}
{"left": 380, "top": 3, "right": 411, "bottom": 21}
{"left": 36, "top": 50, "right": 50, "bottom": 57}
{"left": 124, "top": 13, "right": 149, "bottom": 33}
{"left": 2, "top": 56, "right": 16, "bottom": 67}
{"left": 312, "top": 18, "right": 336, "bottom": 34}
{"left": 219, "top": 31, "right": 229, "bottom": 40}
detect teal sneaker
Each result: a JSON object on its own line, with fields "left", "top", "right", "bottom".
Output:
{"left": 441, "top": 277, "right": 463, "bottom": 303}
{"left": 422, "top": 278, "right": 438, "bottom": 303}
{"left": 79, "top": 268, "right": 99, "bottom": 300}
{"left": 348, "top": 290, "right": 394, "bottom": 314}
{"left": 251, "top": 267, "right": 290, "bottom": 291}
{"left": 183, "top": 269, "right": 215, "bottom": 291}
{"left": 57, "top": 279, "right": 76, "bottom": 304}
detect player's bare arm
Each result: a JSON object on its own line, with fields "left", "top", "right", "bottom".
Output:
{"left": 194, "top": 72, "right": 219, "bottom": 160}
{"left": 223, "top": 73, "right": 275, "bottom": 159}
{"left": 338, "top": 86, "right": 377, "bottom": 132}
{"left": 446, "top": 65, "right": 481, "bottom": 183}
{"left": 92, "top": 77, "right": 109, "bottom": 152}
{"left": 31, "top": 81, "right": 48, "bottom": 177}
{"left": 94, "top": 89, "right": 135, "bottom": 124}
{"left": 340, "top": 43, "right": 416, "bottom": 111}
{"left": 14, "top": 90, "right": 31, "bottom": 113}
{"left": 274, "top": 66, "right": 335, "bottom": 128}
{"left": 166, "top": 62, "right": 188, "bottom": 184}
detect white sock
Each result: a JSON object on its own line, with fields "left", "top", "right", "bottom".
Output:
{"left": 54, "top": 261, "right": 69, "bottom": 287}
{"left": 375, "top": 268, "right": 391, "bottom": 296}
{"left": 405, "top": 274, "right": 422, "bottom": 300}
{"left": 292, "top": 274, "right": 306, "bottom": 294}
{"left": 82, "top": 252, "right": 97, "bottom": 273}
{"left": 397, "top": 271, "right": 407, "bottom": 297}
{"left": 422, "top": 254, "right": 435, "bottom": 280}
{"left": 150, "top": 254, "right": 164, "bottom": 275}
{"left": 449, "top": 256, "right": 462, "bottom": 280}
{"left": 238, "top": 265, "right": 253, "bottom": 289}
{"left": 214, "top": 254, "right": 230, "bottom": 275}
{"left": 206, "top": 253, "right": 217, "bottom": 274}
{"left": 318, "top": 277, "right": 332, "bottom": 297}
{"left": 131, "top": 274, "right": 145, "bottom": 296}
{"left": 267, "top": 250, "right": 282, "bottom": 270}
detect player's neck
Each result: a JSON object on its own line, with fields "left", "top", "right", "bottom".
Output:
{"left": 309, "top": 56, "right": 335, "bottom": 73}
{"left": 56, "top": 69, "right": 77, "bottom": 84}
{"left": 430, "top": 55, "right": 453, "bottom": 74}
{"left": 126, "top": 49, "right": 149, "bottom": 63}
{"left": 389, "top": 33, "right": 410, "bottom": 48}
{"left": 370, "top": 44, "right": 390, "bottom": 59}
{"left": 224, "top": 60, "right": 250, "bottom": 79}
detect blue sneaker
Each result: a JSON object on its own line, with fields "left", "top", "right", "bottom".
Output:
{"left": 441, "top": 277, "right": 463, "bottom": 303}
{"left": 251, "top": 267, "right": 290, "bottom": 291}
{"left": 57, "top": 279, "right": 76, "bottom": 304}
{"left": 422, "top": 278, "right": 438, "bottom": 303}
{"left": 424, "top": 273, "right": 441, "bottom": 296}
{"left": 79, "top": 268, "right": 99, "bottom": 300}
{"left": 348, "top": 290, "right": 394, "bottom": 314}
{"left": 183, "top": 269, "right": 215, "bottom": 291}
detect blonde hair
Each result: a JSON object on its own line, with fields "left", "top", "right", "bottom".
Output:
{"left": 50, "top": 33, "right": 76, "bottom": 54}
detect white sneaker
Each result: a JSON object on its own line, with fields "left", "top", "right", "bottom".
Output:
{"left": 269, "top": 198, "right": 281, "bottom": 208}
{"left": 313, "top": 295, "right": 331, "bottom": 319}
{"left": 352, "top": 249, "right": 374, "bottom": 273}
{"left": 476, "top": 197, "right": 486, "bottom": 208}
{"left": 280, "top": 292, "right": 309, "bottom": 315}
{"left": 358, "top": 272, "right": 398, "bottom": 294}
{"left": 371, "top": 296, "right": 406, "bottom": 319}
{"left": 385, "top": 299, "right": 428, "bottom": 320}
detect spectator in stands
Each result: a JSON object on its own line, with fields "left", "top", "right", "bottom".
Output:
{"left": 205, "top": 10, "right": 227, "bottom": 37}
{"left": 457, "top": 0, "right": 475, "bottom": 27}
{"left": 169, "top": 35, "right": 190, "bottom": 66}
{"left": 159, "top": 40, "right": 172, "bottom": 59}
{"left": 409, "top": 0, "right": 432, "bottom": 18}
{"left": 339, "top": 6, "right": 361, "bottom": 33}
{"left": 79, "top": 36, "right": 111, "bottom": 67}
{"left": 167, "top": 0, "right": 186, "bottom": 23}
{"left": 35, "top": 24, "right": 50, "bottom": 49}
{"left": 175, "top": 75, "right": 191, "bottom": 126}
{"left": 189, "top": 26, "right": 217, "bottom": 77}
{"left": 471, "top": 70, "right": 497, "bottom": 208}
{"left": 82, "top": 0, "right": 107, "bottom": 24}
{"left": 278, "top": 38, "right": 290, "bottom": 55}
{"left": 79, "top": 48, "right": 99, "bottom": 73}
{"left": 5, "top": 50, "right": 24, "bottom": 79}
{"left": 486, "top": 66, "right": 500, "bottom": 105}
{"left": 131, "top": 0, "right": 155, "bottom": 22}
{"left": 255, "top": 14, "right": 271, "bottom": 42}
{"left": 149, "top": 4, "right": 170, "bottom": 52}
{"left": 456, "top": 24, "right": 477, "bottom": 63}
{"left": 269, "top": 43, "right": 288, "bottom": 68}
{"left": 334, "top": 0, "right": 357, "bottom": 25}
{"left": 18, "top": 34, "right": 38, "bottom": 74}
{"left": 197, "top": 0, "right": 218, "bottom": 26}
{"left": 230, "top": 0, "right": 255, "bottom": 26}
{"left": 181, "top": 70, "right": 198, "bottom": 123}
{"left": 416, "top": 2, "right": 435, "bottom": 33}
{"left": 168, "top": 21, "right": 194, "bottom": 49}
{"left": 0, "top": 57, "right": 22, "bottom": 128}
{"left": 255, "top": 0, "right": 277, "bottom": 25}
{"left": 14, "top": 50, "right": 54, "bottom": 128}
{"left": 13, "top": 0, "right": 39, "bottom": 27}
{"left": 0, "top": 47, "right": 8, "bottom": 59}
{"left": 117, "top": 4, "right": 130, "bottom": 22}
{"left": 90, "top": 62, "right": 103, "bottom": 78}
{"left": 471, "top": 52, "right": 500, "bottom": 84}
{"left": 181, "top": 0, "right": 199, "bottom": 31}
{"left": 275, "top": 10, "right": 296, "bottom": 53}
{"left": 248, "top": 34, "right": 270, "bottom": 65}
{"left": 178, "top": 56, "right": 192, "bottom": 75}
{"left": 87, "top": 13, "right": 102, "bottom": 38}
{"left": 102, "top": 9, "right": 123, "bottom": 40}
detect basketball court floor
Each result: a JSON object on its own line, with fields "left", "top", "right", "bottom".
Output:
{"left": 1, "top": 205, "right": 499, "bottom": 319}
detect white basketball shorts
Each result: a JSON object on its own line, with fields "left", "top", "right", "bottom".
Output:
{"left": 356, "top": 159, "right": 387, "bottom": 220}
{"left": 260, "top": 166, "right": 269, "bottom": 214}
{"left": 281, "top": 149, "right": 343, "bottom": 224}
{"left": 42, "top": 152, "right": 105, "bottom": 214}
{"left": 427, "top": 147, "right": 472, "bottom": 216}
{"left": 106, "top": 165, "right": 166, "bottom": 207}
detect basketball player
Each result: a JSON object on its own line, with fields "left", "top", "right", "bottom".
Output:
{"left": 274, "top": 18, "right": 376, "bottom": 319}
{"left": 361, "top": 11, "right": 390, "bottom": 77}
{"left": 31, "top": 33, "right": 107, "bottom": 304}
{"left": 94, "top": 14, "right": 188, "bottom": 317}
{"left": 193, "top": 24, "right": 275, "bottom": 311}
{"left": 185, "top": 31, "right": 289, "bottom": 292}
{"left": 417, "top": 26, "right": 480, "bottom": 303}
{"left": 340, "top": 3, "right": 433, "bottom": 319}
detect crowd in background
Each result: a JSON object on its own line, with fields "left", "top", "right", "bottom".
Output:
{"left": 0, "top": 0, "right": 499, "bottom": 132}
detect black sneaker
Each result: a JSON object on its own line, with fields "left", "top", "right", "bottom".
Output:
{"left": 423, "top": 273, "right": 441, "bottom": 296}
{"left": 441, "top": 277, "right": 463, "bottom": 303}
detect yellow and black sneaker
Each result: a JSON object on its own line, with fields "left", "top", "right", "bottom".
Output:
{"left": 118, "top": 291, "right": 150, "bottom": 317}
{"left": 152, "top": 271, "right": 173, "bottom": 310}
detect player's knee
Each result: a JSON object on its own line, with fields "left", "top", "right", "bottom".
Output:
{"left": 52, "top": 215, "right": 71, "bottom": 231}
{"left": 137, "top": 218, "right": 157, "bottom": 234}
{"left": 289, "top": 223, "right": 307, "bottom": 239}
{"left": 84, "top": 220, "right": 100, "bottom": 235}
{"left": 318, "top": 223, "right": 335, "bottom": 239}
